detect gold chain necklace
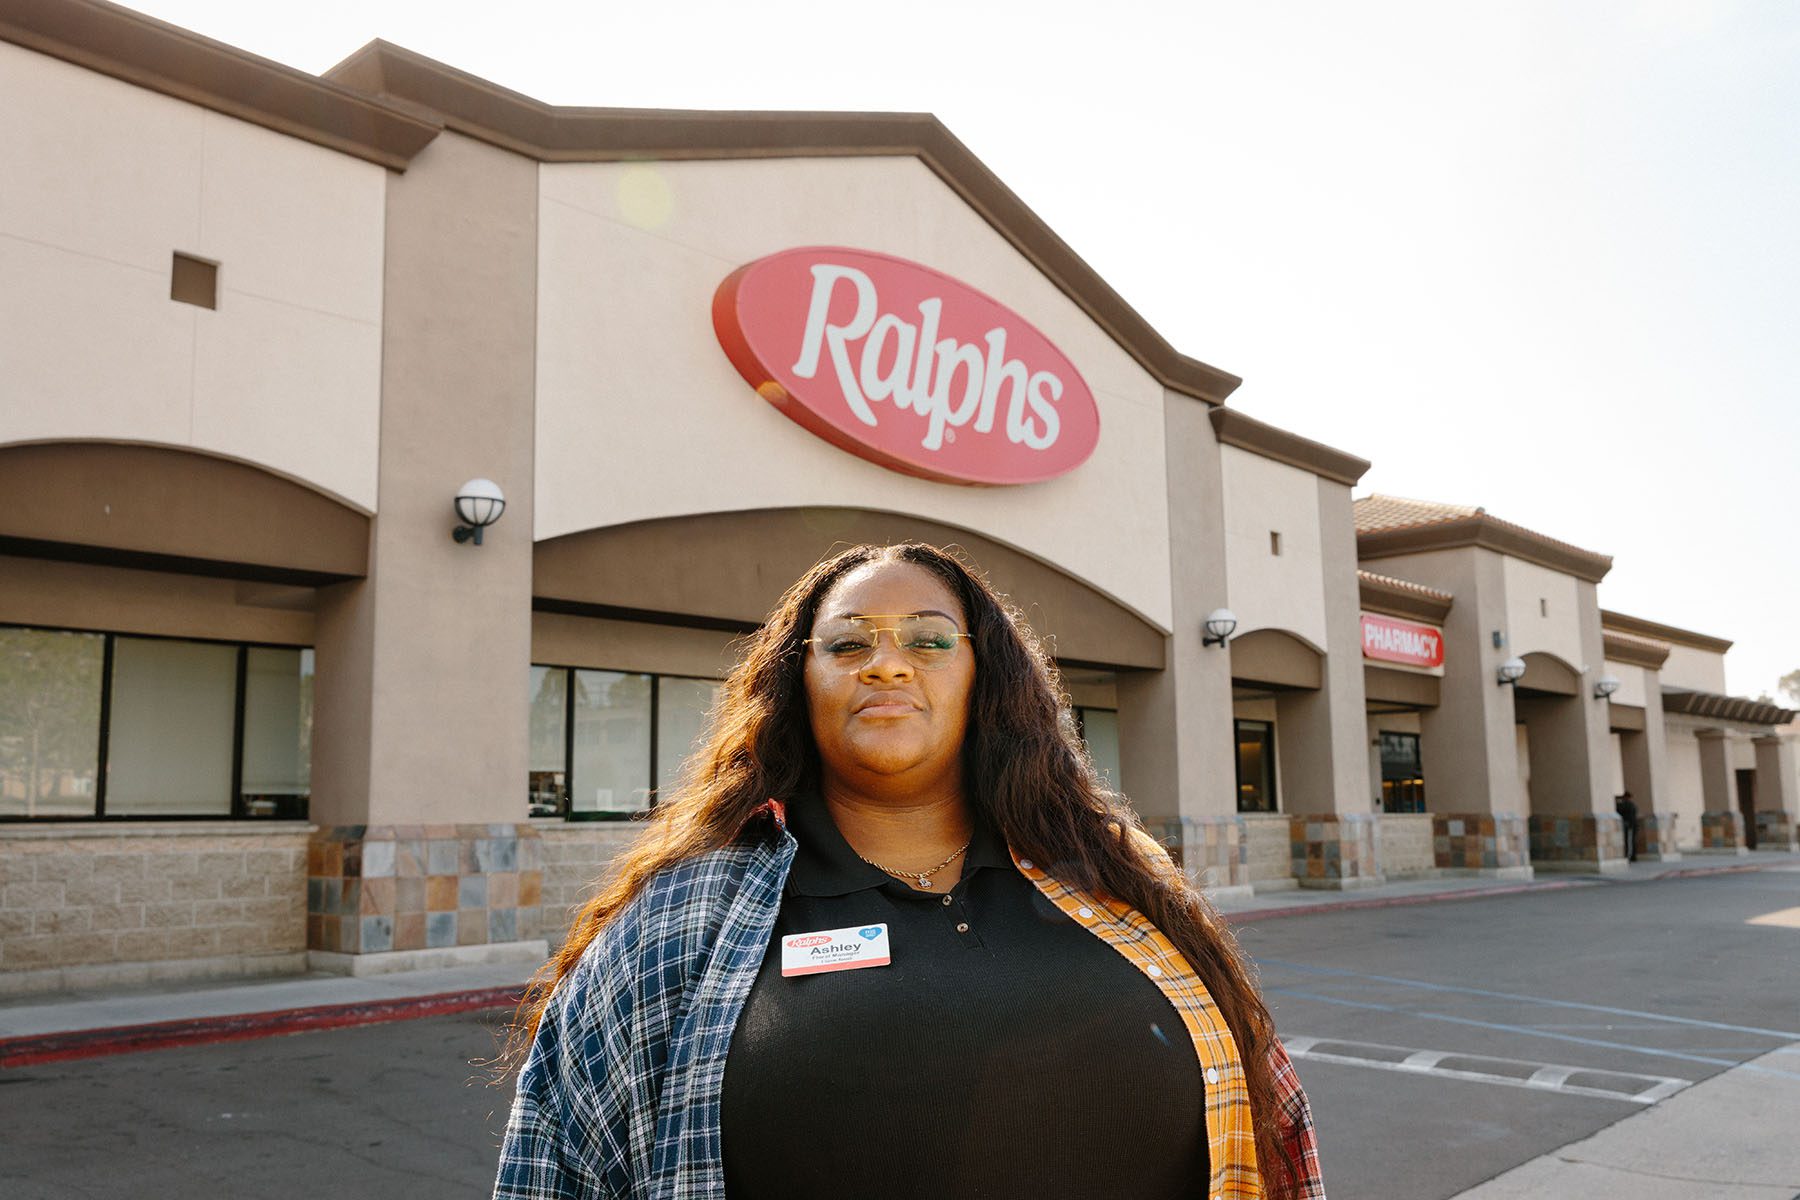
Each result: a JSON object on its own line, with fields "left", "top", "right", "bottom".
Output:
{"left": 856, "top": 839, "right": 972, "bottom": 890}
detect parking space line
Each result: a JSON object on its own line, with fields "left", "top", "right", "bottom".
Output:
{"left": 1259, "top": 959, "right": 1800, "bottom": 1040}
{"left": 1283, "top": 1035, "right": 1689, "bottom": 1104}
{"left": 1269, "top": 986, "right": 1800, "bottom": 1080}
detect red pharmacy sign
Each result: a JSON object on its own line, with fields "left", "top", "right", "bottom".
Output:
{"left": 712, "top": 246, "right": 1100, "bottom": 485}
{"left": 1361, "top": 614, "right": 1444, "bottom": 668}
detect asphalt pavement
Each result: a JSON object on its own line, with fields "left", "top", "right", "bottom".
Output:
{"left": 2, "top": 854, "right": 1797, "bottom": 1198}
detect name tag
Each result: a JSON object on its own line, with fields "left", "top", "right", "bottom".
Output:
{"left": 780, "top": 923, "right": 891, "bottom": 977}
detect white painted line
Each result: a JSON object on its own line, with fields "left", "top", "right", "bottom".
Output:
{"left": 1285, "top": 1036, "right": 1691, "bottom": 1105}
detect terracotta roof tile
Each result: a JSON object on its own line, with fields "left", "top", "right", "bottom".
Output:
{"left": 1356, "top": 570, "right": 1453, "bottom": 605}
{"left": 1353, "top": 495, "right": 1483, "bottom": 534}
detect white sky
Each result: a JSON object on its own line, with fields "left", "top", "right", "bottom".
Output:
{"left": 130, "top": 0, "right": 1799, "bottom": 699}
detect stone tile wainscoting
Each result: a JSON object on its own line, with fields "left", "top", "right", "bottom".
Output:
{"left": 306, "top": 824, "right": 545, "bottom": 971}
{"left": 1527, "top": 813, "right": 1627, "bottom": 871}
{"left": 1699, "top": 810, "right": 1748, "bottom": 853}
{"left": 1, "top": 823, "right": 310, "bottom": 997}
{"left": 1753, "top": 810, "right": 1798, "bottom": 853}
{"left": 1433, "top": 813, "right": 1531, "bottom": 876}
{"left": 1144, "top": 816, "right": 1251, "bottom": 899}
{"left": 1636, "top": 812, "right": 1681, "bottom": 861}
{"left": 1288, "top": 813, "right": 1383, "bottom": 890}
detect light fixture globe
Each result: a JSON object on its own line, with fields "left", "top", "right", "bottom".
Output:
{"left": 1497, "top": 656, "right": 1527, "bottom": 686}
{"left": 453, "top": 478, "right": 506, "bottom": 546}
{"left": 1594, "top": 675, "right": 1622, "bottom": 700}
{"left": 1202, "top": 608, "right": 1238, "bottom": 648}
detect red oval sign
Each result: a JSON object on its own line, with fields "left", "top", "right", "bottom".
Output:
{"left": 713, "top": 247, "right": 1100, "bottom": 485}
{"left": 1361, "top": 614, "right": 1445, "bottom": 668}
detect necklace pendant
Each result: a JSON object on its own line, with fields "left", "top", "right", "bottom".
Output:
{"left": 917, "top": 878, "right": 933, "bottom": 889}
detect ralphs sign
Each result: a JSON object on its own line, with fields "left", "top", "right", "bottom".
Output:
{"left": 712, "top": 247, "right": 1100, "bottom": 485}
{"left": 1360, "top": 614, "right": 1445, "bottom": 669}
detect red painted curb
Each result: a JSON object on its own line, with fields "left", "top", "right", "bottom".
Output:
{"left": 0, "top": 985, "right": 524, "bottom": 1069}
{"left": 1223, "top": 879, "right": 1593, "bottom": 924}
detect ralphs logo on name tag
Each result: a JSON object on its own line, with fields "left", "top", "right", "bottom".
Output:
{"left": 780, "top": 923, "right": 891, "bottom": 977}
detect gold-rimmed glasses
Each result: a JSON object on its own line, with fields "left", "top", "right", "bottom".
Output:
{"left": 804, "top": 613, "right": 972, "bottom": 672}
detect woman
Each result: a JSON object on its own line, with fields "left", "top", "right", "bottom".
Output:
{"left": 495, "top": 543, "right": 1323, "bottom": 1199}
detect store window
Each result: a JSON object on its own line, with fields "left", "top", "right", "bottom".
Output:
{"left": 1379, "top": 731, "right": 1426, "bottom": 813}
{"left": 1074, "top": 707, "right": 1121, "bottom": 789}
{"left": 1235, "top": 719, "right": 1277, "bottom": 813}
{"left": 527, "top": 666, "right": 722, "bottom": 820}
{"left": 0, "top": 625, "right": 312, "bottom": 820}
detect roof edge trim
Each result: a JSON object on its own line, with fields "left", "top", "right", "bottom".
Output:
{"left": 1602, "top": 609, "right": 1733, "bottom": 655}
{"left": 321, "top": 39, "right": 1243, "bottom": 404}
{"left": 1211, "top": 408, "right": 1370, "bottom": 486}
{"left": 1357, "top": 569, "right": 1452, "bottom": 624}
{"left": 1358, "top": 515, "right": 1614, "bottom": 583}
{"left": 0, "top": 0, "right": 441, "bottom": 170}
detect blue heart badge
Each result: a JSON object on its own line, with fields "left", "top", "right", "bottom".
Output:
{"left": 859, "top": 926, "right": 883, "bottom": 940}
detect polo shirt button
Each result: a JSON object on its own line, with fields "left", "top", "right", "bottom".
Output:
{"left": 1076, "top": 906, "right": 1094, "bottom": 919}
{"left": 1018, "top": 859, "right": 1035, "bottom": 870}
{"left": 941, "top": 894, "right": 953, "bottom": 906}
{"left": 1147, "top": 964, "right": 1164, "bottom": 977}
{"left": 1205, "top": 1067, "right": 1221, "bottom": 1085}
{"left": 956, "top": 922, "right": 970, "bottom": 934}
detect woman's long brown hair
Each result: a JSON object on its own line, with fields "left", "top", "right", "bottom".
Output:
{"left": 510, "top": 542, "right": 1298, "bottom": 1197}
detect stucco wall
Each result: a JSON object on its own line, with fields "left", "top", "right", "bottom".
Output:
{"left": 1659, "top": 645, "right": 1729, "bottom": 693}
{"left": 1503, "top": 557, "right": 1583, "bottom": 669}
{"left": 0, "top": 41, "right": 385, "bottom": 511}
{"left": 1601, "top": 660, "right": 1647, "bottom": 707}
{"left": 1220, "top": 447, "right": 1327, "bottom": 651}
{"left": 1663, "top": 727, "right": 1703, "bottom": 848}
{"left": 533, "top": 156, "right": 1174, "bottom": 631}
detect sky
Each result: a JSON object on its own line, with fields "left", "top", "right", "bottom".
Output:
{"left": 130, "top": 0, "right": 1800, "bottom": 700}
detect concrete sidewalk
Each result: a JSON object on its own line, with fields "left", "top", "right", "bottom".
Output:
{"left": 2, "top": 849, "right": 1794, "bottom": 1060}
{"left": 1448, "top": 1041, "right": 1800, "bottom": 1198}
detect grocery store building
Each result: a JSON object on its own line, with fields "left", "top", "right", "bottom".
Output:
{"left": 1, "top": 0, "right": 1793, "bottom": 993}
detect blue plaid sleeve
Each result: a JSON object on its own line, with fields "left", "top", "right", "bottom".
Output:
{"left": 493, "top": 972, "right": 612, "bottom": 1200}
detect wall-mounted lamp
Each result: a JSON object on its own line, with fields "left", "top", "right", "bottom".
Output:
{"left": 1497, "top": 656, "right": 1527, "bottom": 687}
{"left": 1593, "top": 675, "right": 1622, "bottom": 700}
{"left": 452, "top": 478, "right": 506, "bottom": 546}
{"left": 1202, "top": 608, "right": 1238, "bottom": 648}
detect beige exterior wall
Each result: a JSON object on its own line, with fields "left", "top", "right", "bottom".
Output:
{"left": 1663, "top": 724, "right": 1704, "bottom": 848}
{"left": 534, "top": 157, "right": 1174, "bottom": 631}
{"left": 1379, "top": 813, "right": 1435, "bottom": 877}
{"left": 0, "top": 554, "right": 315, "bottom": 646}
{"left": 309, "top": 132, "right": 537, "bottom": 829}
{"left": 1602, "top": 660, "right": 1648, "bottom": 707}
{"left": 0, "top": 823, "right": 309, "bottom": 996}
{"left": 531, "top": 613, "right": 742, "bottom": 679}
{"left": 1660, "top": 644, "right": 1729, "bottom": 693}
{"left": 1503, "top": 556, "right": 1583, "bottom": 670}
{"left": 1220, "top": 447, "right": 1327, "bottom": 650}
{"left": 0, "top": 42, "right": 386, "bottom": 511}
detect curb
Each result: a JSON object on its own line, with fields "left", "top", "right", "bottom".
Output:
{"left": 0, "top": 985, "right": 523, "bottom": 1069}
{"left": 1223, "top": 878, "right": 1595, "bottom": 924}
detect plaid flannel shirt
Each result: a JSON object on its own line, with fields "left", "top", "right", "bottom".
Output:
{"left": 494, "top": 809, "right": 1324, "bottom": 1199}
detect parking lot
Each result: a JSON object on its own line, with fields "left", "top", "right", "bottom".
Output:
{"left": 3, "top": 867, "right": 1797, "bottom": 1199}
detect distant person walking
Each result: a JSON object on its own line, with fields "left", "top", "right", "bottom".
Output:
{"left": 1615, "top": 791, "right": 1640, "bottom": 862}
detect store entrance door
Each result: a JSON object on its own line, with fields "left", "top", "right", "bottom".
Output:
{"left": 1379, "top": 731, "right": 1426, "bottom": 813}
{"left": 1737, "top": 768, "right": 1758, "bottom": 850}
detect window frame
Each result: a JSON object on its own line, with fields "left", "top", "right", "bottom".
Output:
{"left": 0, "top": 621, "right": 313, "bottom": 823}
{"left": 529, "top": 663, "right": 723, "bottom": 822}
{"left": 1233, "top": 717, "right": 1279, "bottom": 814}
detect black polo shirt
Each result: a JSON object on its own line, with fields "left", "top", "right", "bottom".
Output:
{"left": 720, "top": 794, "right": 1206, "bottom": 1199}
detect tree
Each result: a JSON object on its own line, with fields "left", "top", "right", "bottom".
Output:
{"left": 1781, "top": 668, "right": 1800, "bottom": 708}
